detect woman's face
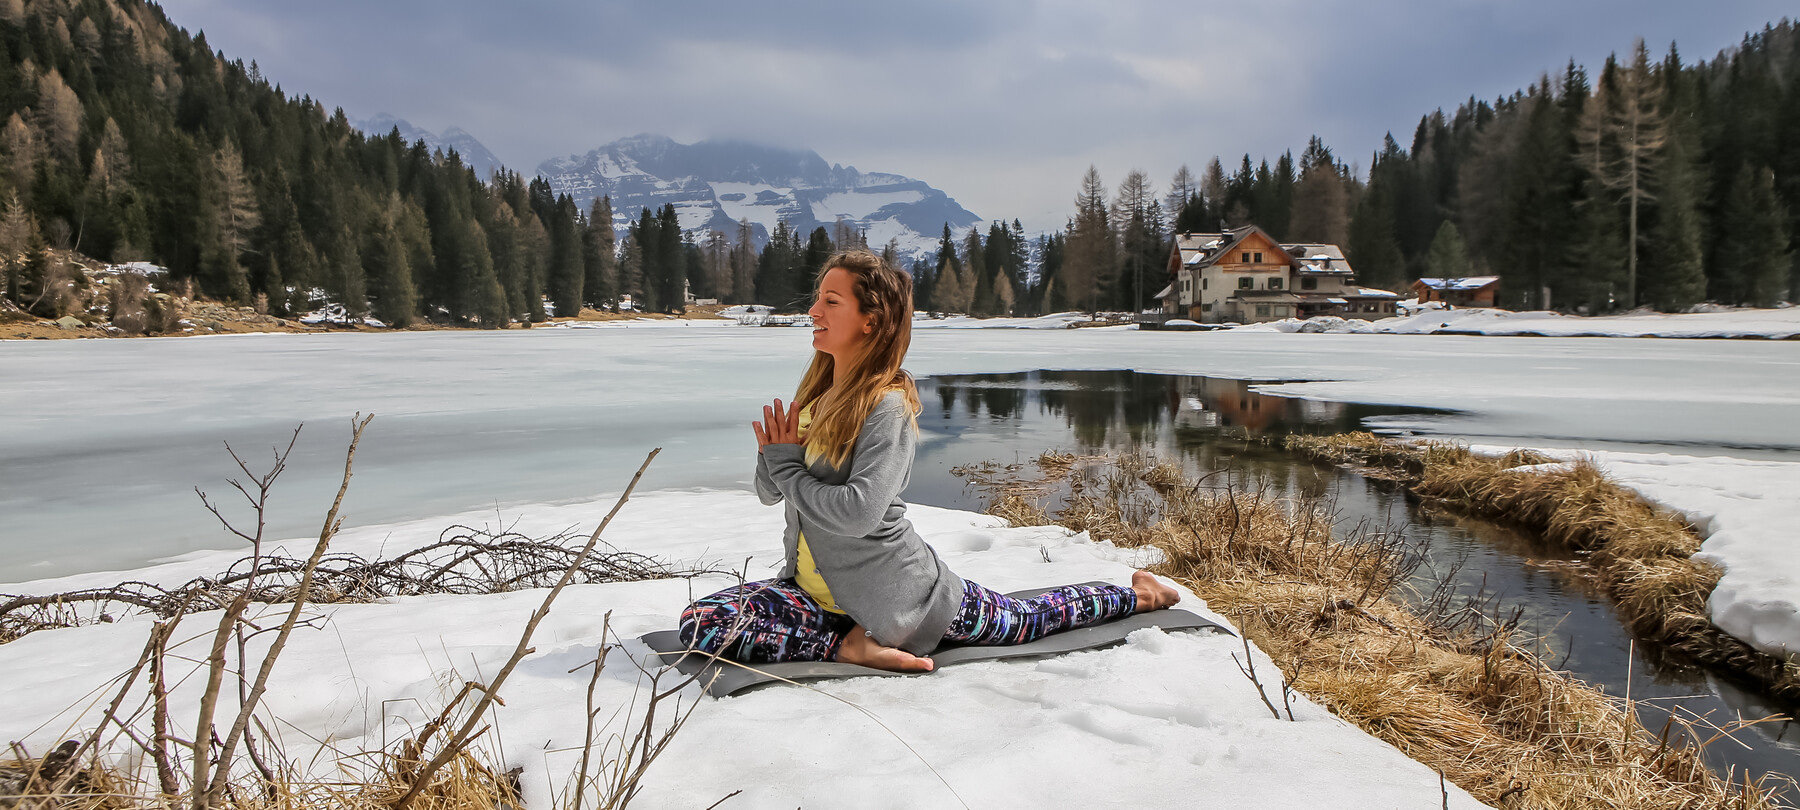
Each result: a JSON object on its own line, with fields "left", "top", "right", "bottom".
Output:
{"left": 809, "top": 267, "right": 875, "bottom": 362}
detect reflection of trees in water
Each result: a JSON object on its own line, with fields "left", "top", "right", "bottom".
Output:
{"left": 1036, "top": 370, "right": 1173, "bottom": 450}
{"left": 922, "top": 371, "right": 1407, "bottom": 490}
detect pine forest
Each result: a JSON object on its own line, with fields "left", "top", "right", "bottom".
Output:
{"left": 1, "top": 0, "right": 1797, "bottom": 329}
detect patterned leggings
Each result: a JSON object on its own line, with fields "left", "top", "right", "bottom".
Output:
{"left": 677, "top": 578, "right": 1137, "bottom": 664}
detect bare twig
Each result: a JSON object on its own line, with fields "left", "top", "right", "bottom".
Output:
{"left": 200, "top": 415, "right": 370, "bottom": 808}
{"left": 1231, "top": 634, "right": 1283, "bottom": 720}
{"left": 390, "top": 448, "right": 660, "bottom": 809}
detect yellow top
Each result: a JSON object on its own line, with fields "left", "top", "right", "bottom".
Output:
{"left": 792, "top": 403, "right": 846, "bottom": 613}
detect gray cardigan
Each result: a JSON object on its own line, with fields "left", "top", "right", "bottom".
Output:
{"left": 755, "top": 389, "right": 964, "bottom": 655}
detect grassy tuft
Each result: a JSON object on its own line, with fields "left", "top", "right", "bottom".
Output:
{"left": 962, "top": 451, "right": 1794, "bottom": 809}
{"left": 1286, "top": 432, "right": 1800, "bottom": 703}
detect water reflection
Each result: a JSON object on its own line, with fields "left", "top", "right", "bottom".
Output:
{"left": 908, "top": 369, "right": 1799, "bottom": 788}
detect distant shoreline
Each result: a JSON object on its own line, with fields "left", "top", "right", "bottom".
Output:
{"left": 0, "top": 305, "right": 737, "bottom": 341}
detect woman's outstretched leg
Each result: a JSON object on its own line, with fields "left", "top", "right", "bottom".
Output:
{"left": 942, "top": 572, "right": 1179, "bottom": 647}
{"left": 678, "top": 578, "right": 854, "bottom": 664}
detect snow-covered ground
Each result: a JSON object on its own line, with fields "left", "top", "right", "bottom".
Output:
{"left": 0, "top": 491, "right": 1489, "bottom": 809}
{"left": 1473, "top": 445, "right": 1800, "bottom": 663}
{"left": 1243, "top": 306, "right": 1800, "bottom": 339}
{"left": 914, "top": 311, "right": 1106, "bottom": 329}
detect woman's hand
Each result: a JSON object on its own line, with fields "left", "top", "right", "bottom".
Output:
{"left": 752, "top": 398, "right": 802, "bottom": 451}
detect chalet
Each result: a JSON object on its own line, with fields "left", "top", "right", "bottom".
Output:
{"left": 1154, "top": 225, "right": 1399, "bottom": 324}
{"left": 1411, "top": 276, "right": 1500, "bottom": 308}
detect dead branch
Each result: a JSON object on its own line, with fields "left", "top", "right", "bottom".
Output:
{"left": 201, "top": 414, "right": 372, "bottom": 809}
{"left": 389, "top": 448, "right": 660, "bottom": 809}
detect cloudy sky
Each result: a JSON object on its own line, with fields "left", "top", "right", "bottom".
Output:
{"left": 160, "top": 0, "right": 1791, "bottom": 233}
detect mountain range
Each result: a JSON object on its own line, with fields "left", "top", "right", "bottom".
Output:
{"left": 347, "top": 119, "right": 980, "bottom": 260}
{"left": 348, "top": 114, "right": 507, "bottom": 180}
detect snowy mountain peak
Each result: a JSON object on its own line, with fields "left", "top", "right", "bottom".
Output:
{"left": 348, "top": 114, "right": 506, "bottom": 180}
{"left": 538, "top": 135, "right": 979, "bottom": 260}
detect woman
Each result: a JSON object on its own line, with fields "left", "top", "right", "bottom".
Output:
{"left": 679, "top": 249, "right": 1180, "bottom": 673}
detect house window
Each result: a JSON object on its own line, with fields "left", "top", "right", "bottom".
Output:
{"left": 1202, "top": 278, "right": 1208, "bottom": 290}
{"left": 1268, "top": 278, "right": 1283, "bottom": 290}
{"left": 1202, "top": 303, "right": 1213, "bottom": 312}
{"left": 1238, "top": 277, "right": 1254, "bottom": 290}
{"left": 1241, "top": 252, "right": 1251, "bottom": 263}
{"left": 1301, "top": 277, "right": 1317, "bottom": 290}
{"left": 1253, "top": 252, "right": 1263, "bottom": 263}
{"left": 1255, "top": 304, "right": 1271, "bottom": 318}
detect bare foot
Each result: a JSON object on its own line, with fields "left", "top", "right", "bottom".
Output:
{"left": 1132, "top": 571, "right": 1181, "bottom": 613}
{"left": 836, "top": 625, "right": 935, "bottom": 673}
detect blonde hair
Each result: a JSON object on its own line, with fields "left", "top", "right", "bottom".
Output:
{"left": 795, "top": 249, "right": 922, "bottom": 468}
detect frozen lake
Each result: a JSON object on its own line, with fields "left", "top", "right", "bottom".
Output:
{"left": 3, "top": 327, "right": 1799, "bottom": 581}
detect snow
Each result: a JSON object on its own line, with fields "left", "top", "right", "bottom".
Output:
{"left": 1230, "top": 307, "right": 1800, "bottom": 339}
{"left": 1470, "top": 446, "right": 1800, "bottom": 663}
{"left": 859, "top": 217, "right": 944, "bottom": 258}
{"left": 297, "top": 303, "right": 386, "bottom": 327}
{"left": 709, "top": 182, "right": 794, "bottom": 234}
{"left": 0, "top": 490, "right": 1488, "bottom": 809}
{"left": 913, "top": 312, "right": 1096, "bottom": 329}
{"left": 807, "top": 189, "right": 925, "bottom": 222}
{"left": 1416, "top": 276, "right": 1500, "bottom": 291}
{"left": 533, "top": 318, "right": 737, "bottom": 329}
{"left": 1233, "top": 316, "right": 1379, "bottom": 334}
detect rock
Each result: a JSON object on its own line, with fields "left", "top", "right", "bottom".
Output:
{"left": 54, "top": 315, "right": 83, "bottom": 330}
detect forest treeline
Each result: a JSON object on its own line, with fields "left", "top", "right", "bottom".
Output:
{"left": 1, "top": 0, "right": 1795, "bottom": 328}
{"left": 1045, "top": 25, "right": 1800, "bottom": 315}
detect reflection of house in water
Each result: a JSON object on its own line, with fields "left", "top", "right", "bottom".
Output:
{"left": 1174, "top": 376, "right": 1291, "bottom": 432}
{"left": 1174, "top": 395, "right": 1221, "bottom": 430}
{"left": 1297, "top": 398, "right": 1347, "bottom": 425}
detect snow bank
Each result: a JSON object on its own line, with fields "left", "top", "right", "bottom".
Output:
{"left": 0, "top": 490, "right": 1488, "bottom": 809}
{"left": 1473, "top": 446, "right": 1800, "bottom": 663}
{"left": 532, "top": 318, "right": 736, "bottom": 329}
{"left": 1370, "top": 307, "right": 1800, "bottom": 339}
{"left": 1233, "top": 316, "right": 1380, "bottom": 334}
{"left": 914, "top": 312, "right": 1099, "bottom": 329}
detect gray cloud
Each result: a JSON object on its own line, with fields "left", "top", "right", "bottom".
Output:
{"left": 163, "top": 0, "right": 1794, "bottom": 232}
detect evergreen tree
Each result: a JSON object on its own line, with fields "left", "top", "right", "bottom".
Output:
{"left": 368, "top": 215, "right": 417, "bottom": 327}
{"left": 1425, "top": 221, "right": 1471, "bottom": 278}
{"left": 802, "top": 226, "right": 834, "bottom": 297}
{"left": 1288, "top": 136, "right": 1350, "bottom": 246}
{"left": 1113, "top": 169, "right": 1162, "bottom": 313}
{"left": 730, "top": 217, "right": 755, "bottom": 304}
{"left": 1642, "top": 50, "right": 1707, "bottom": 312}
{"left": 1499, "top": 82, "right": 1572, "bottom": 309}
{"left": 1716, "top": 163, "right": 1792, "bottom": 306}
{"left": 582, "top": 195, "right": 616, "bottom": 308}
{"left": 756, "top": 220, "right": 804, "bottom": 311}
{"left": 1060, "top": 166, "right": 1113, "bottom": 314}
{"left": 656, "top": 204, "right": 684, "bottom": 312}
{"left": 963, "top": 225, "right": 991, "bottom": 316}
{"left": 546, "top": 194, "right": 583, "bottom": 316}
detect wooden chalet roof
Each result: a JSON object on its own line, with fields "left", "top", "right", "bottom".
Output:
{"left": 1285, "top": 243, "right": 1354, "bottom": 275}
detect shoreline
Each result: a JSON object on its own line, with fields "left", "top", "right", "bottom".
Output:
{"left": 1285, "top": 433, "right": 1800, "bottom": 707}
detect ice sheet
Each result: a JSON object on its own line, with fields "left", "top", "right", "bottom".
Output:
{"left": 3, "top": 328, "right": 1798, "bottom": 579}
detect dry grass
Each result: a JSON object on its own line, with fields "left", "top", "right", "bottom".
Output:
{"left": 961, "top": 451, "right": 1793, "bottom": 810}
{"left": 1287, "top": 432, "right": 1800, "bottom": 703}
{"left": 2, "top": 736, "right": 520, "bottom": 810}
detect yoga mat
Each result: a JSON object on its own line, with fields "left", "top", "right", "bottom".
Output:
{"left": 637, "top": 582, "right": 1231, "bottom": 697}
